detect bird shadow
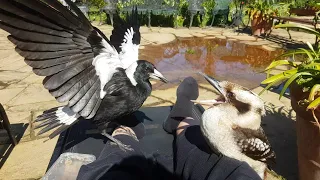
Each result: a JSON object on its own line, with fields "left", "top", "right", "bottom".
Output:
{"left": 261, "top": 102, "right": 298, "bottom": 180}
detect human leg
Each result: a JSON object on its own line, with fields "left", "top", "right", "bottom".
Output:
{"left": 77, "top": 125, "right": 144, "bottom": 180}
{"left": 163, "top": 77, "right": 199, "bottom": 134}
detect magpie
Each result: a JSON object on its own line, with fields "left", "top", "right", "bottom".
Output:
{"left": 192, "top": 73, "right": 276, "bottom": 179}
{"left": 0, "top": 0, "right": 168, "bottom": 150}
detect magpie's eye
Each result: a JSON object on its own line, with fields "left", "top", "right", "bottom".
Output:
{"left": 226, "top": 91, "right": 235, "bottom": 99}
{"left": 146, "top": 66, "right": 154, "bottom": 72}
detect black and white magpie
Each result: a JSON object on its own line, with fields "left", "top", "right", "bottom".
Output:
{"left": 0, "top": 0, "right": 168, "bottom": 150}
{"left": 192, "top": 73, "right": 276, "bottom": 179}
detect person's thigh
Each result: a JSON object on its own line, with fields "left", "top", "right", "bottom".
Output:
{"left": 174, "top": 125, "right": 261, "bottom": 180}
{"left": 174, "top": 125, "right": 221, "bottom": 179}
{"left": 77, "top": 135, "right": 143, "bottom": 180}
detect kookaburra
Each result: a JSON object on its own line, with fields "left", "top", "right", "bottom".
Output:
{"left": 193, "top": 72, "right": 276, "bottom": 179}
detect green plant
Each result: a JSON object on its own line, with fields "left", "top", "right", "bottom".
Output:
{"left": 246, "top": 0, "right": 277, "bottom": 22}
{"left": 200, "top": 0, "right": 216, "bottom": 27}
{"left": 186, "top": 49, "right": 195, "bottom": 54}
{"left": 174, "top": 0, "right": 188, "bottom": 27}
{"left": 116, "top": 0, "right": 145, "bottom": 10}
{"left": 259, "top": 23, "right": 320, "bottom": 127}
{"left": 202, "top": 0, "right": 215, "bottom": 13}
{"left": 175, "top": 15, "right": 185, "bottom": 27}
{"left": 87, "top": 0, "right": 106, "bottom": 9}
{"left": 164, "top": 0, "right": 176, "bottom": 7}
{"left": 275, "top": 3, "right": 290, "bottom": 17}
{"left": 289, "top": 0, "right": 320, "bottom": 9}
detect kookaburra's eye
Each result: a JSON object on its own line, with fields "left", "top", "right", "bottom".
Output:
{"left": 227, "top": 91, "right": 235, "bottom": 99}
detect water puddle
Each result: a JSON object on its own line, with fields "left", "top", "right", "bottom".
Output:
{"left": 140, "top": 37, "right": 283, "bottom": 90}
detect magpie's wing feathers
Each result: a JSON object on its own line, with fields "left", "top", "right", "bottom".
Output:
{"left": 110, "top": 6, "right": 140, "bottom": 69}
{"left": 104, "top": 75, "right": 131, "bottom": 96}
{"left": 233, "top": 126, "right": 276, "bottom": 164}
{"left": 105, "top": 83, "right": 126, "bottom": 96}
{"left": 0, "top": 0, "right": 120, "bottom": 120}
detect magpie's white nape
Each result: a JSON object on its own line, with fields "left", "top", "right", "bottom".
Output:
{"left": 194, "top": 73, "right": 275, "bottom": 179}
{"left": 125, "top": 60, "right": 168, "bottom": 86}
{"left": 0, "top": 0, "right": 168, "bottom": 151}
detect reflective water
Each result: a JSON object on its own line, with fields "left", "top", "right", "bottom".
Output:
{"left": 140, "top": 37, "right": 283, "bottom": 89}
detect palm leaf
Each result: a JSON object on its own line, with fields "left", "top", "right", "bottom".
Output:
{"left": 279, "top": 72, "right": 312, "bottom": 99}
{"left": 259, "top": 80, "right": 283, "bottom": 96}
{"left": 298, "top": 48, "right": 314, "bottom": 61}
{"left": 302, "top": 63, "right": 320, "bottom": 70}
{"left": 307, "top": 96, "right": 320, "bottom": 110}
{"left": 277, "top": 49, "right": 313, "bottom": 59}
{"left": 307, "top": 42, "right": 318, "bottom": 59}
{"left": 308, "top": 84, "right": 320, "bottom": 101}
{"left": 264, "top": 60, "right": 297, "bottom": 71}
{"left": 261, "top": 68, "right": 298, "bottom": 84}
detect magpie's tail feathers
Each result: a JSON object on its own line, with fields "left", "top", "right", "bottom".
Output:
{"left": 34, "top": 106, "right": 80, "bottom": 139}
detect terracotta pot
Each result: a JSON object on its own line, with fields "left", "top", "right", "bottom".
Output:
{"left": 290, "top": 82, "right": 320, "bottom": 180}
{"left": 251, "top": 14, "right": 273, "bottom": 36}
{"left": 251, "top": 14, "right": 264, "bottom": 36}
{"left": 263, "top": 18, "right": 273, "bottom": 35}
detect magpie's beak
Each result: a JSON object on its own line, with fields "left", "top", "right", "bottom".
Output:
{"left": 149, "top": 69, "right": 168, "bottom": 83}
{"left": 191, "top": 72, "right": 226, "bottom": 106}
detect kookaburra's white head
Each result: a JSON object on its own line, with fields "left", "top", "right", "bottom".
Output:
{"left": 193, "top": 72, "right": 266, "bottom": 129}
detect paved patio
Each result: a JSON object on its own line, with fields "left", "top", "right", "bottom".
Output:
{"left": 0, "top": 23, "right": 315, "bottom": 179}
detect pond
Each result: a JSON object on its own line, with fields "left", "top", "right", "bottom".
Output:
{"left": 140, "top": 37, "right": 284, "bottom": 90}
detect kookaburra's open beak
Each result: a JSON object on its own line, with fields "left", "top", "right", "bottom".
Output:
{"left": 191, "top": 72, "right": 226, "bottom": 106}
{"left": 199, "top": 72, "right": 225, "bottom": 95}
{"left": 150, "top": 69, "right": 168, "bottom": 83}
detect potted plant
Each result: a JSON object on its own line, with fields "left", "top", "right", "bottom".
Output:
{"left": 259, "top": 23, "right": 320, "bottom": 180}
{"left": 247, "top": 0, "right": 277, "bottom": 36}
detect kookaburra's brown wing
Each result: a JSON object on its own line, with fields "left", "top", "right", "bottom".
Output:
{"left": 232, "top": 125, "right": 276, "bottom": 164}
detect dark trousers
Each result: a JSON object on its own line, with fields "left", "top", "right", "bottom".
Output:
{"left": 77, "top": 124, "right": 261, "bottom": 180}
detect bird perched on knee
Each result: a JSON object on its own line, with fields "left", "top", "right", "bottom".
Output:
{"left": 192, "top": 72, "right": 276, "bottom": 179}
{"left": 0, "top": 0, "right": 168, "bottom": 151}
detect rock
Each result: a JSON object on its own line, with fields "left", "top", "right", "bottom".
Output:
{"left": 261, "top": 45, "right": 278, "bottom": 52}
{"left": 215, "top": 35, "right": 226, "bottom": 39}
{"left": 174, "top": 32, "right": 193, "bottom": 38}
{"left": 0, "top": 60, "right": 27, "bottom": 71}
{"left": 0, "top": 70, "right": 31, "bottom": 87}
{"left": 0, "top": 137, "right": 59, "bottom": 180}
{"left": 8, "top": 100, "right": 65, "bottom": 113}
{"left": 6, "top": 84, "right": 55, "bottom": 106}
{"left": 0, "top": 88, "right": 25, "bottom": 105}
{"left": 7, "top": 73, "right": 44, "bottom": 89}
{"left": 141, "top": 33, "right": 176, "bottom": 45}
{"left": 244, "top": 41, "right": 270, "bottom": 46}
{"left": 203, "top": 36, "right": 216, "bottom": 40}
{"left": 191, "top": 32, "right": 206, "bottom": 37}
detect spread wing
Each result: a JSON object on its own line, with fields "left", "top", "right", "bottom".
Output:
{"left": 233, "top": 126, "right": 276, "bottom": 164}
{"left": 0, "top": 0, "right": 122, "bottom": 120}
{"left": 110, "top": 7, "right": 140, "bottom": 69}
